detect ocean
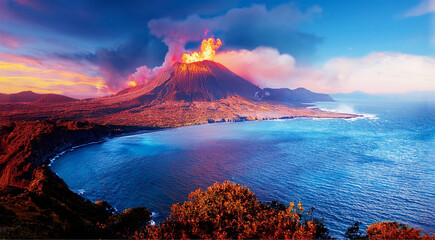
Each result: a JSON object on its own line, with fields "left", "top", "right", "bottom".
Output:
{"left": 51, "top": 98, "right": 434, "bottom": 237}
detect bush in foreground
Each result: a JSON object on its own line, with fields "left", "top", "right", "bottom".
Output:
{"left": 137, "top": 181, "right": 331, "bottom": 239}
{"left": 366, "top": 222, "right": 434, "bottom": 240}
{"left": 345, "top": 221, "right": 434, "bottom": 240}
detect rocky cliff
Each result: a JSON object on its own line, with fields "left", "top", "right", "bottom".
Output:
{"left": 0, "top": 120, "right": 151, "bottom": 238}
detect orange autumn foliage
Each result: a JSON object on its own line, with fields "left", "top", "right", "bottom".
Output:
{"left": 139, "top": 181, "right": 331, "bottom": 239}
{"left": 366, "top": 222, "right": 434, "bottom": 240}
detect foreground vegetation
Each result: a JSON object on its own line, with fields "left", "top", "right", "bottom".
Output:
{"left": 2, "top": 180, "right": 434, "bottom": 239}
{"left": 141, "top": 181, "right": 331, "bottom": 239}
{"left": 136, "top": 181, "right": 433, "bottom": 239}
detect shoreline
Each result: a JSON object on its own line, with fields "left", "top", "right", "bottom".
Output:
{"left": 45, "top": 114, "right": 358, "bottom": 225}
{"left": 47, "top": 112, "right": 360, "bottom": 170}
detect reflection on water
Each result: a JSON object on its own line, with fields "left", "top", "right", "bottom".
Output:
{"left": 51, "top": 100, "right": 435, "bottom": 237}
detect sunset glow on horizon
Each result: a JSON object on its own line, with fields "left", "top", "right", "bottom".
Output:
{"left": 0, "top": 54, "right": 111, "bottom": 98}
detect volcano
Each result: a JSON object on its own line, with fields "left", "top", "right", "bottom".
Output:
{"left": 115, "top": 60, "right": 261, "bottom": 103}
{"left": 0, "top": 60, "right": 355, "bottom": 127}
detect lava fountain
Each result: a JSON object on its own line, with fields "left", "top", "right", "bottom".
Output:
{"left": 181, "top": 38, "right": 223, "bottom": 63}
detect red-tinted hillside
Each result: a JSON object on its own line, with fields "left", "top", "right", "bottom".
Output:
{"left": 152, "top": 60, "right": 261, "bottom": 101}
{"left": 114, "top": 60, "right": 261, "bottom": 103}
{"left": 0, "top": 91, "right": 42, "bottom": 103}
{"left": 0, "top": 91, "right": 77, "bottom": 103}
{"left": 33, "top": 94, "right": 78, "bottom": 104}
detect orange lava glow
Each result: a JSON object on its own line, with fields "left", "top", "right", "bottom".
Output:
{"left": 181, "top": 37, "right": 223, "bottom": 63}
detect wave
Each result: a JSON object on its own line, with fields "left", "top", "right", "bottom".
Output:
{"left": 313, "top": 103, "right": 378, "bottom": 121}
{"left": 150, "top": 212, "right": 159, "bottom": 226}
{"left": 75, "top": 188, "right": 85, "bottom": 195}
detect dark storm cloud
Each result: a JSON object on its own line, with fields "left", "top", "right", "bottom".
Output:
{"left": 1, "top": 0, "right": 240, "bottom": 39}
{"left": 56, "top": 32, "right": 168, "bottom": 90}
{"left": 148, "top": 3, "right": 323, "bottom": 58}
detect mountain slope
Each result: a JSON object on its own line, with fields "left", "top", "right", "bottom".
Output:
{"left": 259, "top": 87, "right": 334, "bottom": 103}
{"left": 33, "top": 94, "right": 78, "bottom": 104}
{"left": 0, "top": 91, "right": 77, "bottom": 104}
{"left": 113, "top": 60, "right": 261, "bottom": 103}
{"left": 0, "top": 91, "right": 42, "bottom": 103}
{"left": 150, "top": 61, "right": 261, "bottom": 101}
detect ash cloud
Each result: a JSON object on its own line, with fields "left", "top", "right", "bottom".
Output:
{"left": 1, "top": 0, "right": 238, "bottom": 39}
{"left": 129, "top": 3, "right": 323, "bottom": 86}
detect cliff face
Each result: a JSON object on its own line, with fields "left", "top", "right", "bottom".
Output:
{"left": 0, "top": 121, "right": 114, "bottom": 188}
{"left": 0, "top": 121, "right": 149, "bottom": 238}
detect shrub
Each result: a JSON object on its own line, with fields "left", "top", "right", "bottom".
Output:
{"left": 140, "top": 181, "right": 331, "bottom": 239}
{"left": 366, "top": 222, "right": 434, "bottom": 240}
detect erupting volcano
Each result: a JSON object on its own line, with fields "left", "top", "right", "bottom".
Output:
{"left": 115, "top": 37, "right": 261, "bottom": 102}
{"left": 114, "top": 37, "right": 332, "bottom": 105}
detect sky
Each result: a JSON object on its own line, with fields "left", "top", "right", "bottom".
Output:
{"left": 0, "top": 0, "right": 434, "bottom": 98}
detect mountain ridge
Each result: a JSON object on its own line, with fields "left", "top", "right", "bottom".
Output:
{"left": 0, "top": 91, "right": 77, "bottom": 104}
{"left": 258, "top": 87, "right": 334, "bottom": 103}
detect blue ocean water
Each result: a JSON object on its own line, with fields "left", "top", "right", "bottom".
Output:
{"left": 51, "top": 99, "right": 434, "bottom": 237}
